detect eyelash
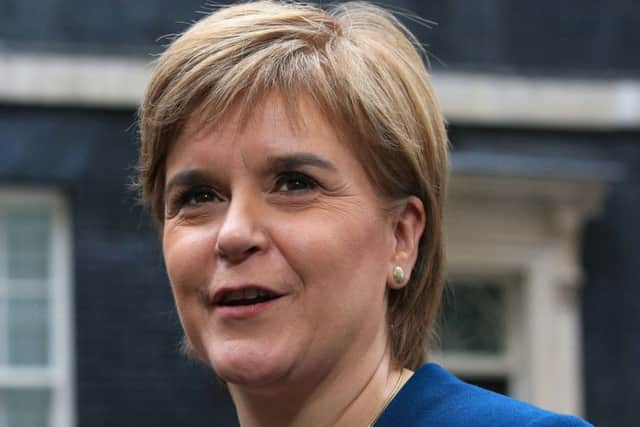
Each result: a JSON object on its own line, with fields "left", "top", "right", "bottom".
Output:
{"left": 167, "top": 171, "right": 319, "bottom": 216}
{"left": 170, "top": 186, "right": 222, "bottom": 212}
{"left": 273, "top": 171, "right": 319, "bottom": 193}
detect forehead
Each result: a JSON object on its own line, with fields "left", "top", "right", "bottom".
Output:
{"left": 168, "top": 92, "right": 351, "bottom": 167}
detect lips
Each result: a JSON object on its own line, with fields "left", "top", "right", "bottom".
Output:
{"left": 213, "top": 286, "right": 283, "bottom": 307}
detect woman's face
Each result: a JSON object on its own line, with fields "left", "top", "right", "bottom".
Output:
{"left": 162, "top": 94, "right": 399, "bottom": 386}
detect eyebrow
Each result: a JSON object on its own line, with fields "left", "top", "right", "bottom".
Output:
{"left": 266, "top": 153, "right": 337, "bottom": 173}
{"left": 165, "top": 169, "right": 213, "bottom": 196}
{"left": 164, "top": 153, "right": 337, "bottom": 195}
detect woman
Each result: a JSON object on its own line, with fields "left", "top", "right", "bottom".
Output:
{"left": 137, "top": 1, "right": 591, "bottom": 426}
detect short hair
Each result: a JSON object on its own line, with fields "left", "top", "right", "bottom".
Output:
{"left": 137, "top": 0, "right": 448, "bottom": 370}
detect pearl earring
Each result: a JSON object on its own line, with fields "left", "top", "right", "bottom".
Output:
{"left": 392, "top": 266, "right": 405, "bottom": 285}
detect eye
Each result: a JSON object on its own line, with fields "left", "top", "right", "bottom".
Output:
{"left": 170, "top": 186, "right": 223, "bottom": 212}
{"left": 273, "top": 172, "right": 318, "bottom": 193}
{"left": 184, "top": 189, "right": 219, "bottom": 205}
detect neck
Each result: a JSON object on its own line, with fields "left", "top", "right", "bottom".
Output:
{"left": 228, "top": 342, "right": 407, "bottom": 427}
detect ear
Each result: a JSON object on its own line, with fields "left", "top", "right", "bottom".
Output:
{"left": 387, "top": 196, "right": 426, "bottom": 289}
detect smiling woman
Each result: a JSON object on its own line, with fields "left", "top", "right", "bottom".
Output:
{"left": 162, "top": 93, "right": 405, "bottom": 396}
{"left": 135, "top": 1, "right": 591, "bottom": 426}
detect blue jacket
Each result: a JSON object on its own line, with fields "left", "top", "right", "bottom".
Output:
{"left": 375, "top": 364, "right": 593, "bottom": 426}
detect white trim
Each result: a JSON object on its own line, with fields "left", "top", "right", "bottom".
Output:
{"left": 433, "top": 274, "right": 523, "bottom": 398}
{"left": 0, "top": 188, "right": 75, "bottom": 427}
{"left": 0, "top": 214, "right": 6, "bottom": 366}
{"left": 444, "top": 174, "right": 605, "bottom": 417}
{"left": 1, "top": 51, "right": 640, "bottom": 129}
{"left": 430, "top": 352, "right": 511, "bottom": 378}
{"left": 0, "top": 368, "right": 54, "bottom": 388}
{"left": 49, "top": 192, "right": 75, "bottom": 427}
{"left": 505, "top": 276, "right": 527, "bottom": 400}
{"left": 432, "top": 72, "right": 640, "bottom": 129}
{"left": 0, "top": 51, "right": 153, "bottom": 108}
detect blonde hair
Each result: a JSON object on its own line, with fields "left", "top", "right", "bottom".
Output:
{"left": 137, "top": 0, "right": 448, "bottom": 370}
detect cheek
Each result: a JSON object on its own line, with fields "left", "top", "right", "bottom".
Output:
{"left": 162, "top": 225, "right": 217, "bottom": 294}
{"left": 277, "top": 208, "right": 392, "bottom": 293}
{"left": 328, "top": 207, "right": 391, "bottom": 262}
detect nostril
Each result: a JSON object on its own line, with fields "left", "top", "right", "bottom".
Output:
{"left": 214, "top": 213, "right": 268, "bottom": 262}
{"left": 214, "top": 242, "right": 228, "bottom": 258}
{"left": 215, "top": 242, "right": 262, "bottom": 263}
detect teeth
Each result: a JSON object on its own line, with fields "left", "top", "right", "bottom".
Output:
{"left": 224, "top": 290, "right": 245, "bottom": 302}
{"left": 220, "top": 288, "right": 275, "bottom": 304}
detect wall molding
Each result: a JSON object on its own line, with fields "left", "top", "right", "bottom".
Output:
{"left": 0, "top": 52, "right": 153, "bottom": 108}
{"left": 444, "top": 174, "right": 606, "bottom": 416}
{"left": 2, "top": 51, "right": 640, "bottom": 129}
{"left": 432, "top": 73, "right": 640, "bottom": 129}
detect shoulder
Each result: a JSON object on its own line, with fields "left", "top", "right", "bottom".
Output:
{"left": 375, "top": 364, "right": 593, "bottom": 427}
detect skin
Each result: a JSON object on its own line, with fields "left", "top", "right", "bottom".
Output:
{"left": 162, "top": 93, "right": 425, "bottom": 426}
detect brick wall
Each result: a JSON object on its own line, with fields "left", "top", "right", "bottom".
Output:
{"left": 0, "top": 106, "right": 238, "bottom": 426}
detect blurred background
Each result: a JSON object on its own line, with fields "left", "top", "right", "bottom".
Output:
{"left": 0, "top": 0, "right": 638, "bottom": 426}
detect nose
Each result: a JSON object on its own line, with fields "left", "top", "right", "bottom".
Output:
{"left": 215, "top": 192, "right": 268, "bottom": 264}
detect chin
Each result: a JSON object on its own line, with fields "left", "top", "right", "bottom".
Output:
{"left": 205, "top": 338, "right": 294, "bottom": 387}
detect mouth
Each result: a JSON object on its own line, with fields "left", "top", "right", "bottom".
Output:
{"left": 214, "top": 287, "right": 283, "bottom": 307}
